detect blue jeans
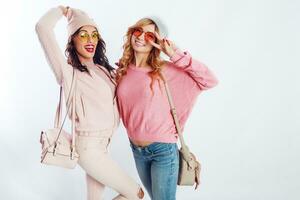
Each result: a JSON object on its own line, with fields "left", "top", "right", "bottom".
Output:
{"left": 130, "top": 141, "right": 179, "bottom": 200}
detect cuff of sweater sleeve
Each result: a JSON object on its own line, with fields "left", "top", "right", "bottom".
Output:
{"left": 170, "top": 48, "right": 186, "bottom": 63}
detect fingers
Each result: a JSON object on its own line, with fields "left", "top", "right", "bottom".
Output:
{"left": 149, "top": 40, "right": 162, "bottom": 50}
{"left": 64, "top": 6, "right": 70, "bottom": 17}
{"left": 150, "top": 38, "right": 172, "bottom": 52}
{"left": 165, "top": 39, "right": 177, "bottom": 51}
{"left": 163, "top": 38, "right": 170, "bottom": 46}
{"left": 150, "top": 32, "right": 175, "bottom": 54}
{"left": 154, "top": 31, "right": 163, "bottom": 41}
{"left": 59, "top": 6, "right": 70, "bottom": 17}
{"left": 154, "top": 31, "right": 171, "bottom": 45}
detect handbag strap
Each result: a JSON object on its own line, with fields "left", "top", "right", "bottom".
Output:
{"left": 53, "top": 69, "right": 77, "bottom": 156}
{"left": 161, "top": 72, "right": 195, "bottom": 164}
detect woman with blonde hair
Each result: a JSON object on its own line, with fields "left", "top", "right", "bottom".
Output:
{"left": 116, "top": 17, "right": 218, "bottom": 200}
{"left": 36, "top": 6, "right": 144, "bottom": 200}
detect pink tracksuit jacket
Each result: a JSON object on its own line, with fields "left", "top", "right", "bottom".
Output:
{"left": 117, "top": 49, "right": 218, "bottom": 143}
{"left": 35, "top": 7, "right": 119, "bottom": 133}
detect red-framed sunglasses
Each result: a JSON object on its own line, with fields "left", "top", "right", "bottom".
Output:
{"left": 132, "top": 27, "right": 156, "bottom": 42}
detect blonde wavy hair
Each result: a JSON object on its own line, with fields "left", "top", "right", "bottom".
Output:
{"left": 116, "top": 18, "right": 165, "bottom": 91}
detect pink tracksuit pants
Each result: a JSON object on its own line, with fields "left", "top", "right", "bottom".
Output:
{"left": 75, "top": 130, "right": 143, "bottom": 200}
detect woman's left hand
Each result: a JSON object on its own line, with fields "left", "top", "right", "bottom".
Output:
{"left": 59, "top": 6, "right": 70, "bottom": 17}
{"left": 149, "top": 32, "right": 177, "bottom": 58}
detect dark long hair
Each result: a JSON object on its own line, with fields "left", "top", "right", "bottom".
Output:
{"left": 65, "top": 27, "right": 114, "bottom": 75}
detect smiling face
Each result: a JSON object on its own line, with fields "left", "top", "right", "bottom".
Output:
{"left": 73, "top": 25, "right": 99, "bottom": 60}
{"left": 131, "top": 24, "right": 156, "bottom": 54}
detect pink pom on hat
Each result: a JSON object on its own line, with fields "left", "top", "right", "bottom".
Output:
{"left": 66, "top": 7, "right": 98, "bottom": 37}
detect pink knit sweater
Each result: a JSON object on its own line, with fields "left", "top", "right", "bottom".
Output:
{"left": 117, "top": 49, "right": 218, "bottom": 143}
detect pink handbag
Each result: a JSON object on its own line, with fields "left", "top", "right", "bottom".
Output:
{"left": 40, "top": 69, "right": 79, "bottom": 169}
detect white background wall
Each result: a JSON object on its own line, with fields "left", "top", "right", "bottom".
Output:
{"left": 1, "top": 0, "right": 299, "bottom": 199}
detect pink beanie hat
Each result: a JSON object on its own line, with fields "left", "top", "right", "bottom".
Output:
{"left": 66, "top": 7, "right": 98, "bottom": 37}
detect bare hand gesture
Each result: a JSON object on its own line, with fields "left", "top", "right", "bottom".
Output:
{"left": 149, "top": 32, "right": 177, "bottom": 58}
{"left": 59, "top": 6, "right": 70, "bottom": 17}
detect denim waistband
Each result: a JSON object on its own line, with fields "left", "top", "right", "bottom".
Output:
{"left": 129, "top": 140, "right": 176, "bottom": 152}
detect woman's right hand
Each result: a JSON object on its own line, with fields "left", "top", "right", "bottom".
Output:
{"left": 59, "top": 5, "right": 69, "bottom": 17}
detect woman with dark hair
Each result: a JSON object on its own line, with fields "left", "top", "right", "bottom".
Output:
{"left": 116, "top": 18, "right": 218, "bottom": 200}
{"left": 36, "top": 6, "right": 144, "bottom": 200}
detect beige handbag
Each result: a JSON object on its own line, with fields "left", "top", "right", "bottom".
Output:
{"left": 162, "top": 73, "right": 201, "bottom": 190}
{"left": 40, "top": 69, "right": 79, "bottom": 169}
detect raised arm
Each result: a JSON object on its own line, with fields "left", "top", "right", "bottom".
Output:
{"left": 169, "top": 48, "right": 218, "bottom": 90}
{"left": 35, "top": 6, "right": 72, "bottom": 85}
{"left": 150, "top": 32, "right": 218, "bottom": 90}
